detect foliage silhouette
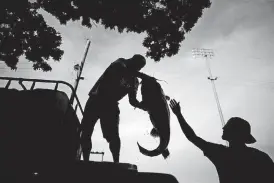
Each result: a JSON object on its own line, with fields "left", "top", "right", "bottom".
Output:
{"left": 0, "top": 0, "right": 63, "bottom": 71}
{"left": 0, "top": 0, "right": 211, "bottom": 71}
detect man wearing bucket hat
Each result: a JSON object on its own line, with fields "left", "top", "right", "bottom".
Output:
{"left": 81, "top": 54, "right": 154, "bottom": 163}
{"left": 169, "top": 99, "right": 274, "bottom": 183}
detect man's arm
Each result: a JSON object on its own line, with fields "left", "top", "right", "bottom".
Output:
{"left": 169, "top": 99, "right": 208, "bottom": 151}
{"left": 128, "top": 79, "right": 147, "bottom": 110}
{"left": 128, "top": 91, "right": 146, "bottom": 110}
{"left": 113, "top": 58, "right": 154, "bottom": 80}
{"left": 129, "top": 70, "right": 154, "bottom": 80}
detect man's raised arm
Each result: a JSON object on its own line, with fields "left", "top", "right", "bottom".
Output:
{"left": 169, "top": 99, "right": 208, "bottom": 151}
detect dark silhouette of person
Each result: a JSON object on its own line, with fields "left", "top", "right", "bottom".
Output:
{"left": 81, "top": 54, "right": 153, "bottom": 163}
{"left": 169, "top": 99, "right": 274, "bottom": 183}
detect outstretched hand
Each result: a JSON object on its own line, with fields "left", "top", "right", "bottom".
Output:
{"left": 169, "top": 99, "right": 181, "bottom": 116}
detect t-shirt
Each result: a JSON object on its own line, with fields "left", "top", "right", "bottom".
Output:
{"left": 200, "top": 141, "right": 274, "bottom": 183}
{"left": 88, "top": 58, "right": 139, "bottom": 103}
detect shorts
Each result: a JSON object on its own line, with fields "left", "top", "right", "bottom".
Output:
{"left": 81, "top": 96, "right": 120, "bottom": 142}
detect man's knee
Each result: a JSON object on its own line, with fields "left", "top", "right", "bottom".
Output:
{"left": 80, "top": 115, "right": 97, "bottom": 138}
{"left": 106, "top": 134, "right": 120, "bottom": 144}
{"left": 80, "top": 130, "right": 91, "bottom": 143}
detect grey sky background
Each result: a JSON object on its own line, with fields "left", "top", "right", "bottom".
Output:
{"left": 1, "top": 0, "right": 274, "bottom": 182}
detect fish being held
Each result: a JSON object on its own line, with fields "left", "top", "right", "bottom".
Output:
{"left": 137, "top": 77, "right": 171, "bottom": 159}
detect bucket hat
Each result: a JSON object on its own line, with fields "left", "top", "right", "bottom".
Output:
{"left": 223, "top": 117, "right": 256, "bottom": 144}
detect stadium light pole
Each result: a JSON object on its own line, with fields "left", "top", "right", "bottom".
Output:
{"left": 192, "top": 48, "right": 226, "bottom": 129}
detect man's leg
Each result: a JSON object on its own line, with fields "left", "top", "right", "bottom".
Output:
{"left": 100, "top": 104, "right": 121, "bottom": 163}
{"left": 80, "top": 97, "right": 99, "bottom": 162}
{"left": 109, "top": 135, "right": 121, "bottom": 163}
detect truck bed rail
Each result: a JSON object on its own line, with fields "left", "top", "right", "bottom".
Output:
{"left": 0, "top": 76, "right": 84, "bottom": 115}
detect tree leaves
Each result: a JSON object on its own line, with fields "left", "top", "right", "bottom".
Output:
{"left": 0, "top": 0, "right": 63, "bottom": 71}
{"left": 38, "top": 0, "right": 211, "bottom": 62}
{"left": 1, "top": 0, "right": 211, "bottom": 71}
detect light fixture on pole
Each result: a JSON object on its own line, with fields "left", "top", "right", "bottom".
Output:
{"left": 192, "top": 48, "right": 226, "bottom": 129}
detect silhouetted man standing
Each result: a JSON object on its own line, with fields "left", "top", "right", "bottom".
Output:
{"left": 169, "top": 99, "right": 274, "bottom": 183}
{"left": 81, "top": 54, "right": 152, "bottom": 163}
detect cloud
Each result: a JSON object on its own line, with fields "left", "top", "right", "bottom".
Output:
{"left": 179, "top": 0, "right": 274, "bottom": 53}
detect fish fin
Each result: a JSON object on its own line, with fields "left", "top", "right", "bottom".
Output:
{"left": 150, "top": 128, "right": 159, "bottom": 137}
{"left": 162, "top": 149, "right": 170, "bottom": 159}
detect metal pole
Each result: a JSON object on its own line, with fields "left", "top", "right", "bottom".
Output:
{"left": 70, "top": 39, "right": 91, "bottom": 103}
{"left": 205, "top": 56, "right": 226, "bottom": 128}
{"left": 192, "top": 49, "right": 228, "bottom": 146}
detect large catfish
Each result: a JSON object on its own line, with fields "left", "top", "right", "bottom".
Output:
{"left": 137, "top": 77, "right": 171, "bottom": 159}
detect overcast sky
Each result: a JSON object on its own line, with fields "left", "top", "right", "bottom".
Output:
{"left": 1, "top": 0, "right": 274, "bottom": 182}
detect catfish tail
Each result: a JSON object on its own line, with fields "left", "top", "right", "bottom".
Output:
{"left": 162, "top": 149, "right": 170, "bottom": 159}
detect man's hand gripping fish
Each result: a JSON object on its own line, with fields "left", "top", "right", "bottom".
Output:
{"left": 137, "top": 77, "right": 171, "bottom": 159}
